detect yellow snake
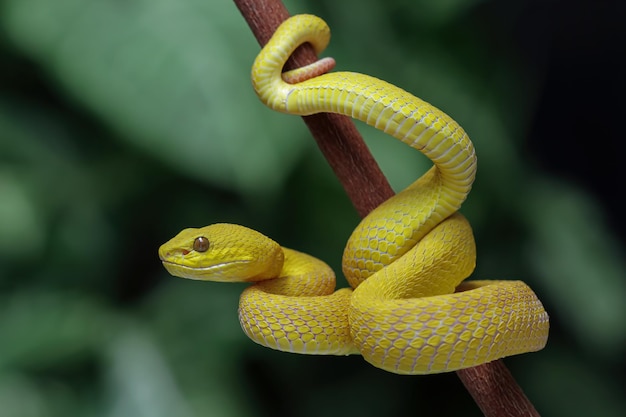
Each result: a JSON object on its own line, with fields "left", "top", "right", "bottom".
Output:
{"left": 159, "top": 14, "right": 549, "bottom": 374}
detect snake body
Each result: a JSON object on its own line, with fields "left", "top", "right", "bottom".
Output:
{"left": 159, "top": 15, "right": 549, "bottom": 374}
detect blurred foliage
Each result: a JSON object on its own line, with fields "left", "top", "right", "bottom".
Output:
{"left": 0, "top": 0, "right": 625, "bottom": 416}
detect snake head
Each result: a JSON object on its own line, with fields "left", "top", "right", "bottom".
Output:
{"left": 158, "top": 223, "right": 284, "bottom": 282}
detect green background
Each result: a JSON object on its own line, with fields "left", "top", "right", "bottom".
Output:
{"left": 1, "top": 0, "right": 624, "bottom": 416}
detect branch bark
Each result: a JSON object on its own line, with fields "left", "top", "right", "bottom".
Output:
{"left": 233, "top": 0, "right": 541, "bottom": 416}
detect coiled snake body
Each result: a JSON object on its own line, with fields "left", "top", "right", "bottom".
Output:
{"left": 159, "top": 15, "right": 549, "bottom": 374}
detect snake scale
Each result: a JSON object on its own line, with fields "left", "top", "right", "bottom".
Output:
{"left": 159, "top": 14, "right": 549, "bottom": 374}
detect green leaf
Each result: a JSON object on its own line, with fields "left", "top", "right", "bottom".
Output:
{"left": 0, "top": 373, "right": 49, "bottom": 417}
{"left": 0, "top": 170, "right": 44, "bottom": 260}
{"left": 526, "top": 179, "right": 626, "bottom": 355}
{"left": 1, "top": 0, "right": 307, "bottom": 195}
{"left": 102, "top": 327, "right": 195, "bottom": 417}
{"left": 0, "top": 292, "right": 114, "bottom": 370}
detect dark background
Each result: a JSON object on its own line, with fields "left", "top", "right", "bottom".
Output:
{"left": 1, "top": 0, "right": 624, "bottom": 416}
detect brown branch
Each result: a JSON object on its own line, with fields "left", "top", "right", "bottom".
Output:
{"left": 458, "top": 361, "right": 540, "bottom": 417}
{"left": 233, "top": 0, "right": 541, "bottom": 416}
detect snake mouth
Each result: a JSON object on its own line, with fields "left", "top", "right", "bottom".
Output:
{"left": 160, "top": 259, "right": 251, "bottom": 281}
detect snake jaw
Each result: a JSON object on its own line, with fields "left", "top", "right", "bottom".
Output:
{"left": 160, "top": 258, "right": 254, "bottom": 282}
{"left": 158, "top": 245, "right": 264, "bottom": 282}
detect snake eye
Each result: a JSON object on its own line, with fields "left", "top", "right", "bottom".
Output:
{"left": 193, "top": 236, "right": 210, "bottom": 252}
